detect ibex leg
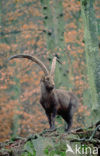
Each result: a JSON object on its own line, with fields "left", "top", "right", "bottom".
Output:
{"left": 62, "top": 111, "right": 73, "bottom": 132}
{"left": 46, "top": 110, "right": 56, "bottom": 131}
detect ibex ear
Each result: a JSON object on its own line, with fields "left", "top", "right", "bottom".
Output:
{"left": 41, "top": 75, "right": 45, "bottom": 81}
{"left": 50, "top": 57, "right": 57, "bottom": 77}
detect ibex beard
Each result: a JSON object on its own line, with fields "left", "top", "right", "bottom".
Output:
{"left": 8, "top": 54, "right": 79, "bottom": 132}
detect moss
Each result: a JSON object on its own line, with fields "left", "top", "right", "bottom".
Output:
{"left": 44, "top": 145, "right": 53, "bottom": 155}
{"left": 44, "top": 141, "right": 66, "bottom": 156}
{"left": 22, "top": 141, "right": 36, "bottom": 156}
{"left": 55, "top": 142, "right": 66, "bottom": 154}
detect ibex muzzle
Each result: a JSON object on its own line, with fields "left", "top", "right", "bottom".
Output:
{"left": 8, "top": 54, "right": 79, "bottom": 132}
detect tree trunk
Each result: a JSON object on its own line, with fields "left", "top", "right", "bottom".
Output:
{"left": 40, "top": 0, "right": 72, "bottom": 90}
{"left": 81, "top": 0, "right": 100, "bottom": 124}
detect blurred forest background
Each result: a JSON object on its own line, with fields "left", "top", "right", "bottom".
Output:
{"left": 0, "top": 0, "right": 100, "bottom": 142}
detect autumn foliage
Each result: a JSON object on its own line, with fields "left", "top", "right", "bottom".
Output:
{"left": 0, "top": 0, "right": 99, "bottom": 142}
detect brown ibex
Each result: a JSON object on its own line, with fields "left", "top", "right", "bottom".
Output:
{"left": 8, "top": 54, "right": 79, "bottom": 132}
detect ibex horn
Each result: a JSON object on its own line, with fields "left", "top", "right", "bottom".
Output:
{"left": 50, "top": 56, "right": 57, "bottom": 76}
{"left": 8, "top": 54, "right": 49, "bottom": 75}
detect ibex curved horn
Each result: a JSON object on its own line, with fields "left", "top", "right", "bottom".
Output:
{"left": 8, "top": 54, "right": 49, "bottom": 75}
{"left": 50, "top": 56, "right": 57, "bottom": 76}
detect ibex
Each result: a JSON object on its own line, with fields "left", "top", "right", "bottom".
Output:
{"left": 8, "top": 54, "right": 79, "bottom": 132}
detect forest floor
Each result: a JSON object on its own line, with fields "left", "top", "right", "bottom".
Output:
{"left": 0, "top": 122, "right": 100, "bottom": 156}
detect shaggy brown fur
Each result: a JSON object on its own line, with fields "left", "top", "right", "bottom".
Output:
{"left": 40, "top": 75, "right": 79, "bottom": 132}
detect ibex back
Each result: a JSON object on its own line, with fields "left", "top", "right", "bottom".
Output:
{"left": 8, "top": 54, "right": 79, "bottom": 132}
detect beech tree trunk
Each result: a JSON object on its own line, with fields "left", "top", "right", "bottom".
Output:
{"left": 81, "top": 0, "right": 100, "bottom": 124}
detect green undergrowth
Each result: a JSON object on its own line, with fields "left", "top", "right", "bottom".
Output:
{"left": 0, "top": 125, "right": 99, "bottom": 156}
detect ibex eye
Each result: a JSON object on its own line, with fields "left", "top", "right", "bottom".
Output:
{"left": 46, "top": 77, "right": 49, "bottom": 80}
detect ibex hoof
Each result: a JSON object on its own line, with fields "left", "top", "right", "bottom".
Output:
{"left": 46, "top": 127, "right": 56, "bottom": 132}
{"left": 65, "top": 128, "right": 71, "bottom": 133}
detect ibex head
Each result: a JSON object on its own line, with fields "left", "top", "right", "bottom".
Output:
{"left": 41, "top": 75, "right": 54, "bottom": 91}
{"left": 8, "top": 54, "right": 57, "bottom": 91}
